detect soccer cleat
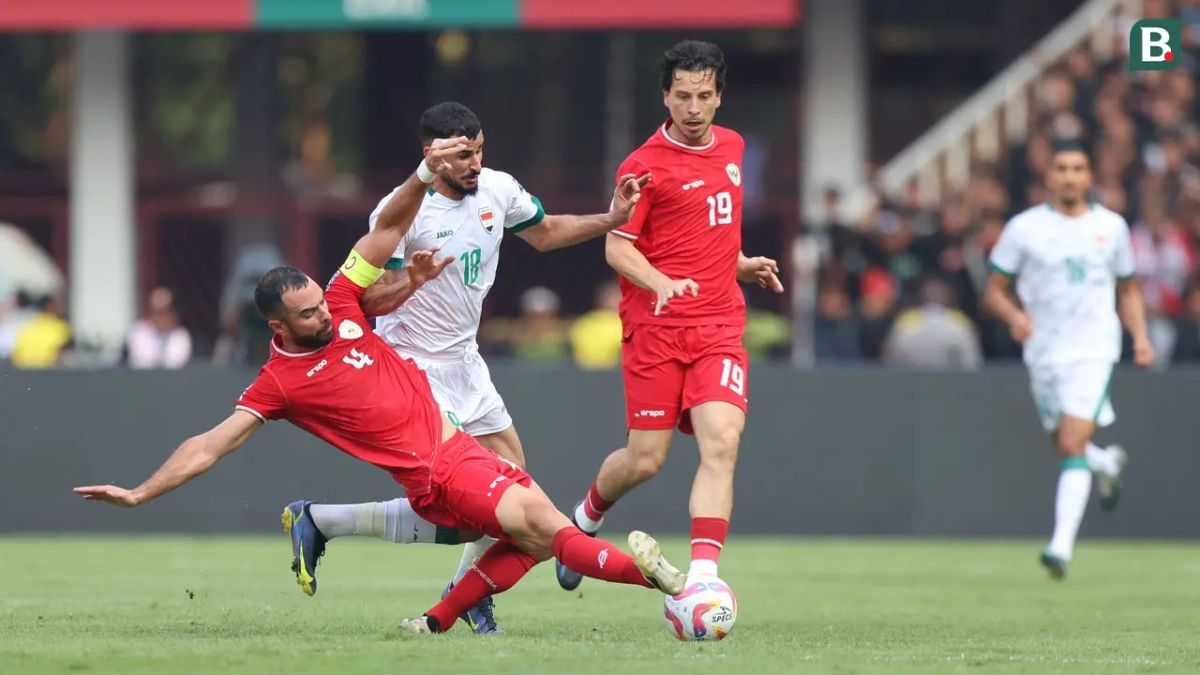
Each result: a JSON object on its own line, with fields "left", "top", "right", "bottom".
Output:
{"left": 1098, "top": 445, "right": 1127, "bottom": 512}
{"left": 628, "top": 530, "right": 686, "bottom": 596}
{"left": 443, "top": 582, "right": 502, "bottom": 635}
{"left": 399, "top": 616, "right": 435, "bottom": 635}
{"left": 281, "top": 500, "right": 328, "bottom": 596}
{"left": 555, "top": 500, "right": 594, "bottom": 592}
{"left": 1039, "top": 549, "right": 1067, "bottom": 580}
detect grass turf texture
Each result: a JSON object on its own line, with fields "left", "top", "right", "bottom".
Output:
{"left": 3, "top": 537, "right": 1200, "bottom": 674}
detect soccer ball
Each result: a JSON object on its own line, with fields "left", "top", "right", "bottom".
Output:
{"left": 663, "top": 576, "right": 737, "bottom": 641}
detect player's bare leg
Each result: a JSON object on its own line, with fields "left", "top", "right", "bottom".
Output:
{"left": 556, "top": 429, "right": 673, "bottom": 590}
{"left": 686, "top": 401, "right": 743, "bottom": 578}
{"left": 412, "top": 481, "right": 684, "bottom": 633}
{"left": 441, "top": 424, "right": 526, "bottom": 634}
{"left": 1042, "top": 415, "right": 1098, "bottom": 579}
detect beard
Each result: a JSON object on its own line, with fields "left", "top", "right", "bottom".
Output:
{"left": 444, "top": 172, "right": 480, "bottom": 196}
{"left": 292, "top": 323, "right": 334, "bottom": 349}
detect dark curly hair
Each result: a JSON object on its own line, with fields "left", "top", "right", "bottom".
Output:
{"left": 660, "top": 40, "right": 726, "bottom": 93}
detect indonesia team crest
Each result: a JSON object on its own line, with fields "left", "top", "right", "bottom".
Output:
{"left": 725, "top": 163, "right": 741, "bottom": 186}
{"left": 478, "top": 207, "right": 496, "bottom": 233}
{"left": 338, "top": 320, "right": 364, "bottom": 340}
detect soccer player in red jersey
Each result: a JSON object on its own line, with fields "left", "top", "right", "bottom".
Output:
{"left": 557, "top": 40, "right": 783, "bottom": 591}
{"left": 73, "top": 138, "right": 686, "bottom": 634}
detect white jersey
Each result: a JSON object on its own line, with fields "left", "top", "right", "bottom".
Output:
{"left": 989, "top": 203, "right": 1135, "bottom": 367}
{"left": 370, "top": 167, "right": 544, "bottom": 360}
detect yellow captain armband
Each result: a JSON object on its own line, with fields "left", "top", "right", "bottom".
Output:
{"left": 340, "top": 249, "right": 385, "bottom": 288}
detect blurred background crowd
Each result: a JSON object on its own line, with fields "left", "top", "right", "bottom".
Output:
{"left": 1, "top": 0, "right": 1197, "bottom": 371}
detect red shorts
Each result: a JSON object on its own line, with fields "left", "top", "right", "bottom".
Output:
{"left": 622, "top": 323, "right": 749, "bottom": 434}
{"left": 408, "top": 432, "right": 532, "bottom": 542}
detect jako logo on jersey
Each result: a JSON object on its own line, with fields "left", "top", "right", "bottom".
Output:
{"left": 435, "top": 229, "right": 453, "bottom": 239}
{"left": 343, "top": 348, "right": 374, "bottom": 369}
{"left": 725, "top": 163, "right": 742, "bottom": 186}
{"left": 338, "top": 320, "right": 364, "bottom": 340}
{"left": 1129, "top": 19, "right": 1181, "bottom": 71}
{"left": 637, "top": 409, "right": 666, "bottom": 418}
{"left": 597, "top": 549, "right": 608, "bottom": 569}
{"left": 478, "top": 207, "right": 495, "bottom": 233}
{"left": 306, "top": 359, "right": 329, "bottom": 378}
{"left": 681, "top": 179, "right": 706, "bottom": 191}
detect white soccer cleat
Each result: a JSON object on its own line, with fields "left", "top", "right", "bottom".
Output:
{"left": 399, "top": 616, "right": 434, "bottom": 635}
{"left": 1098, "top": 444, "right": 1127, "bottom": 512}
{"left": 628, "top": 530, "right": 686, "bottom": 596}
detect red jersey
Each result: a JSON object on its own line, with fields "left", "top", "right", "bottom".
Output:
{"left": 236, "top": 273, "right": 444, "bottom": 497}
{"left": 611, "top": 120, "right": 746, "bottom": 328}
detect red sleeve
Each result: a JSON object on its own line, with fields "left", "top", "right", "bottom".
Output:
{"left": 236, "top": 370, "right": 288, "bottom": 422}
{"left": 612, "top": 156, "right": 655, "bottom": 241}
{"left": 323, "top": 272, "right": 368, "bottom": 320}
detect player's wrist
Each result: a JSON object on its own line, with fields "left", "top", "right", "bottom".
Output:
{"left": 416, "top": 160, "right": 436, "bottom": 184}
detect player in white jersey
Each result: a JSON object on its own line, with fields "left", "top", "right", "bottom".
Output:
{"left": 286, "top": 102, "right": 649, "bottom": 633}
{"left": 983, "top": 140, "right": 1153, "bottom": 580}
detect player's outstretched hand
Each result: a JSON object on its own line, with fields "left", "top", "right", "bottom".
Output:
{"left": 73, "top": 484, "right": 140, "bottom": 507}
{"left": 739, "top": 256, "right": 783, "bottom": 293}
{"left": 1008, "top": 312, "right": 1033, "bottom": 344}
{"left": 1133, "top": 336, "right": 1155, "bottom": 367}
{"left": 406, "top": 250, "right": 455, "bottom": 287}
{"left": 424, "top": 136, "right": 471, "bottom": 178}
{"left": 610, "top": 173, "right": 652, "bottom": 224}
{"left": 654, "top": 277, "right": 699, "bottom": 316}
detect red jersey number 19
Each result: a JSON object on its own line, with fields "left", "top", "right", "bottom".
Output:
{"left": 707, "top": 192, "right": 733, "bottom": 226}
{"left": 719, "top": 357, "right": 745, "bottom": 395}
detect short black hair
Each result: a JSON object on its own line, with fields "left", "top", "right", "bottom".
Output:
{"left": 1050, "top": 138, "right": 1091, "bottom": 160}
{"left": 254, "top": 266, "right": 311, "bottom": 319}
{"left": 420, "top": 102, "right": 481, "bottom": 145}
{"left": 660, "top": 40, "right": 727, "bottom": 93}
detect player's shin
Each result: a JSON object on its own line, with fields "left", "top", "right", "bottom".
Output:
{"left": 1048, "top": 456, "right": 1092, "bottom": 560}
{"left": 453, "top": 537, "right": 496, "bottom": 583}
{"left": 425, "top": 542, "right": 537, "bottom": 631}
{"left": 309, "top": 499, "right": 460, "bottom": 544}
{"left": 551, "top": 527, "right": 652, "bottom": 587}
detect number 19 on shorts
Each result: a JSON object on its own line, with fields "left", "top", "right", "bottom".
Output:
{"left": 719, "top": 358, "right": 744, "bottom": 395}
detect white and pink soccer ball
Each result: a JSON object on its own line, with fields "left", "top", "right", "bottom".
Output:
{"left": 663, "top": 576, "right": 737, "bottom": 641}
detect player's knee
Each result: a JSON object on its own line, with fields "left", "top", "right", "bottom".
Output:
{"left": 698, "top": 426, "right": 741, "bottom": 468}
{"left": 630, "top": 450, "right": 667, "bottom": 481}
{"left": 524, "top": 498, "right": 571, "bottom": 543}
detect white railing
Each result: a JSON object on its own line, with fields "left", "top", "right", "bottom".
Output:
{"left": 860, "top": 0, "right": 1143, "bottom": 209}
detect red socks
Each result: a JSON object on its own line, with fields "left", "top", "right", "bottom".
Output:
{"left": 425, "top": 541, "right": 536, "bottom": 631}
{"left": 581, "top": 481, "right": 615, "bottom": 522}
{"left": 552, "top": 527, "right": 651, "bottom": 587}
{"left": 690, "top": 517, "right": 729, "bottom": 564}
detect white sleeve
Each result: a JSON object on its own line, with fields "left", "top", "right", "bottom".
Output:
{"left": 1112, "top": 217, "right": 1135, "bottom": 280}
{"left": 498, "top": 172, "right": 544, "bottom": 232}
{"left": 989, "top": 219, "right": 1024, "bottom": 277}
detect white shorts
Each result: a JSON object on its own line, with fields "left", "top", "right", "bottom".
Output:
{"left": 410, "top": 350, "right": 512, "bottom": 437}
{"left": 1028, "top": 360, "right": 1115, "bottom": 432}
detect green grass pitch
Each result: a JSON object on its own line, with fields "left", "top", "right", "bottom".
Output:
{"left": 3, "top": 536, "right": 1200, "bottom": 674}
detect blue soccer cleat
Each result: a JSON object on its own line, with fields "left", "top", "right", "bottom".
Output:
{"left": 443, "top": 582, "right": 502, "bottom": 634}
{"left": 281, "top": 500, "right": 327, "bottom": 596}
{"left": 555, "top": 500, "right": 592, "bottom": 592}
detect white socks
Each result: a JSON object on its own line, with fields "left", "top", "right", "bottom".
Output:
{"left": 573, "top": 502, "right": 603, "bottom": 534}
{"left": 688, "top": 560, "right": 719, "bottom": 578}
{"left": 1085, "top": 443, "right": 1119, "bottom": 477}
{"left": 453, "top": 537, "right": 497, "bottom": 584}
{"left": 308, "top": 499, "right": 440, "bottom": 543}
{"left": 1048, "top": 457, "right": 1092, "bottom": 560}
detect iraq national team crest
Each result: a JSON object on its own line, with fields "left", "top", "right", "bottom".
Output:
{"left": 725, "top": 163, "right": 742, "bottom": 187}
{"left": 478, "top": 207, "right": 496, "bottom": 233}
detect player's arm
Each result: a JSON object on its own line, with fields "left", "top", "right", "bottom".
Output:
{"left": 72, "top": 411, "right": 261, "bottom": 507}
{"left": 737, "top": 251, "right": 784, "bottom": 292}
{"left": 517, "top": 174, "right": 650, "bottom": 252}
{"left": 358, "top": 251, "right": 454, "bottom": 318}
{"left": 982, "top": 272, "right": 1032, "bottom": 343}
{"left": 1117, "top": 277, "right": 1154, "bottom": 367}
{"left": 605, "top": 233, "right": 698, "bottom": 316}
{"left": 350, "top": 137, "right": 469, "bottom": 271}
